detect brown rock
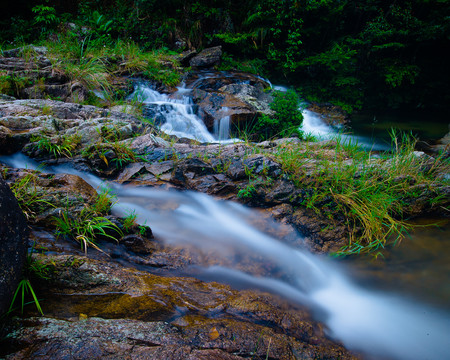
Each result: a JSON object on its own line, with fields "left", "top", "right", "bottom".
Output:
{"left": 193, "top": 90, "right": 255, "bottom": 131}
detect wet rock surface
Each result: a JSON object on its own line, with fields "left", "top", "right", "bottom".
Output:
{"left": 185, "top": 71, "right": 272, "bottom": 132}
{"left": 0, "top": 168, "right": 99, "bottom": 227}
{"left": 307, "top": 103, "right": 351, "bottom": 128}
{"left": 189, "top": 46, "right": 223, "bottom": 69}
{"left": 1, "top": 256, "right": 358, "bottom": 360}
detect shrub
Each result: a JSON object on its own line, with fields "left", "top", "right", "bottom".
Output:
{"left": 252, "top": 89, "right": 303, "bottom": 140}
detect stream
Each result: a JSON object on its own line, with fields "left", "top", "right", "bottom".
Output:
{"left": 1, "top": 152, "right": 449, "bottom": 360}
{"left": 131, "top": 79, "right": 395, "bottom": 151}
{"left": 1, "top": 75, "right": 449, "bottom": 359}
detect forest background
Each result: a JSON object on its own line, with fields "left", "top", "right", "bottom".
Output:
{"left": 1, "top": 0, "right": 449, "bottom": 115}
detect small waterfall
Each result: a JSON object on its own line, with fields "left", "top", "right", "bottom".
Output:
{"left": 130, "top": 82, "right": 239, "bottom": 144}
{"left": 130, "top": 83, "right": 216, "bottom": 143}
{"left": 301, "top": 109, "right": 336, "bottom": 139}
{"left": 270, "top": 84, "right": 389, "bottom": 150}
{"left": 301, "top": 109, "right": 390, "bottom": 151}
{"left": 213, "top": 107, "right": 231, "bottom": 141}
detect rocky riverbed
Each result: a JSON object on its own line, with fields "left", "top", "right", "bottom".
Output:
{"left": 1, "top": 47, "right": 449, "bottom": 360}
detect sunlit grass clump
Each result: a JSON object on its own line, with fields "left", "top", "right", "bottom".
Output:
{"left": 273, "top": 130, "right": 449, "bottom": 256}
{"left": 54, "top": 190, "right": 123, "bottom": 254}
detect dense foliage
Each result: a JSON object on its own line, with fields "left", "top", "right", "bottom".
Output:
{"left": 1, "top": 0, "right": 449, "bottom": 113}
{"left": 252, "top": 90, "right": 303, "bottom": 140}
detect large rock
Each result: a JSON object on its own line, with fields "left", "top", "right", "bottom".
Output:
{"left": 192, "top": 89, "right": 255, "bottom": 130}
{"left": 0, "top": 47, "right": 70, "bottom": 100}
{"left": 189, "top": 46, "right": 222, "bottom": 68}
{"left": 219, "top": 83, "right": 274, "bottom": 116}
{"left": 0, "top": 176, "right": 28, "bottom": 316}
{"left": 187, "top": 71, "right": 272, "bottom": 133}
{"left": 0, "top": 98, "right": 147, "bottom": 155}
{"left": 1, "top": 45, "right": 49, "bottom": 58}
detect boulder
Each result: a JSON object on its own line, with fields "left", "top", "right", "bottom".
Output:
{"left": 1, "top": 255, "right": 358, "bottom": 359}
{"left": 192, "top": 89, "right": 255, "bottom": 130}
{"left": 189, "top": 46, "right": 222, "bottom": 68}
{"left": 186, "top": 71, "right": 270, "bottom": 92}
{"left": 187, "top": 71, "right": 272, "bottom": 133}
{"left": 21, "top": 84, "right": 70, "bottom": 101}
{"left": 179, "top": 50, "right": 197, "bottom": 67}
{"left": 3, "top": 169, "right": 98, "bottom": 228}
{"left": 219, "top": 83, "right": 274, "bottom": 116}
{"left": 0, "top": 176, "right": 28, "bottom": 316}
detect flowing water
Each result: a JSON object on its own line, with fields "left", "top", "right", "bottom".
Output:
{"left": 131, "top": 75, "right": 447, "bottom": 152}
{"left": 270, "top": 86, "right": 391, "bottom": 150}
{"left": 1, "top": 153, "right": 449, "bottom": 360}
{"left": 301, "top": 109, "right": 391, "bottom": 151}
{"left": 130, "top": 82, "right": 239, "bottom": 144}
{"left": 130, "top": 82, "right": 216, "bottom": 143}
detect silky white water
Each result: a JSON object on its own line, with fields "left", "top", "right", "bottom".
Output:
{"left": 129, "top": 83, "right": 239, "bottom": 144}
{"left": 271, "top": 84, "right": 390, "bottom": 151}
{"left": 131, "top": 77, "right": 388, "bottom": 150}
{"left": 301, "top": 109, "right": 390, "bottom": 151}
{"left": 2, "top": 155, "right": 449, "bottom": 360}
{"left": 111, "top": 187, "right": 450, "bottom": 360}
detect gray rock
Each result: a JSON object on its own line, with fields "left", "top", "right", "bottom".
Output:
{"left": 0, "top": 176, "right": 28, "bottom": 316}
{"left": 2, "top": 45, "right": 48, "bottom": 58}
{"left": 179, "top": 50, "right": 197, "bottom": 66}
{"left": 189, "top": 46, "right": 222, "bottom": 68}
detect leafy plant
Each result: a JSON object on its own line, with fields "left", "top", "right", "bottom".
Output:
{"left": 8, "top": 247, "right": 53, "bottom": 316}
{"left": 91, "top": 188, "right": 115, "bottom": 214}
{"left": 54, "top": 207, "right": 122, "bottom": 254}
{"left": 237, "top": 183, "right": 257, "bottom": 199}
{"left": 0, "top": 73, "right": 32, "bottom": 97}
{"left": 83, "top": 135, "right": 141, "bottom": 170}
{"left": 251, "top": 89, "right": 303, "bottom": 141}
{"left": 63, "top": 57, "right": 111, "bottom": 93}
{"left": 32, "top": 3, "right": 59, "bottom": 35}
{"left": 9, "top": 279, "right": 43, "bottom": 315}
{"left": 31, "top": 133, "right": 81, "bottom": 158}
{"left": 273, "top": 131, "right": 449, "bottom": 256}
{"left": 123, "top": 210, "right": 137, "bottom": 232}
{"left": 9, "top": 172, "right": 53, "bottom": 220}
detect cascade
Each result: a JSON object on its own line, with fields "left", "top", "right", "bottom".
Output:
{"left": 130, "top": 82, "right": 216, "bottom": 143}
{"left": 131, "top": 76, "right": 386, "bottom": 150}
{"left": 130, "top": 82, "right": 238, "bottom": 143}
{"left": 271, "top": 85, "right": 389, "bottom": 150}
{"left": 213, "top": 107, "right": 231, "bottom": 141}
